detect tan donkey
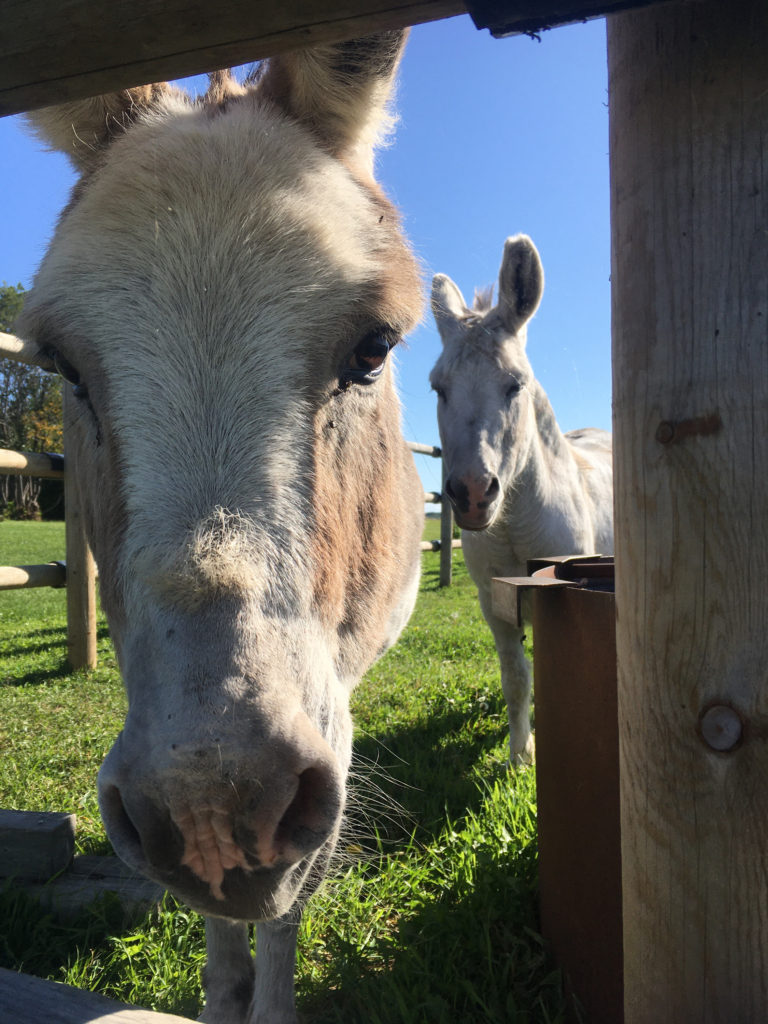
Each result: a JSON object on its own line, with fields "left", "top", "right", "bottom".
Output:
{"left": 15, "top": 31, "right": 424, "bottom": 1024}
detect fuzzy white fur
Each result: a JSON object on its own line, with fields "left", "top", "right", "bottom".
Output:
{"left": 17, "top": 31, "right": 423, "bottom": 1024}
{"left": 430, "top": 235, "right": 613, "bottom": 763}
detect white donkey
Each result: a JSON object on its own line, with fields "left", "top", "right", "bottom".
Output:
{"left": 430, "top": 235, "right": 613, "bottom": 764}
{"left": 16, "top": 32, "right": 425, "bottom": 1024}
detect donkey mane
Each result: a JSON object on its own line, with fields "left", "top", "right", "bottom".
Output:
{"left": 458, "top": 285, "right": 494, "bottom": 327}
{"left": 472, "top": 284, "right": 495, "bottom": 313}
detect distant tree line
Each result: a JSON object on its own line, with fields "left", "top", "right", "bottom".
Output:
{"left": 0, "top": 282, "right": 64, "bottom": 519}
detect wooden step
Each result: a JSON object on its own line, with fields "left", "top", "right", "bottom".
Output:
{"left": 0, "top": 967, "right": 195, "bottom": 1023}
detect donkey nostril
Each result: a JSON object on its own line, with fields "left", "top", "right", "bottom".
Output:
{"left": 275, "top": 763, "right": 340, "bottom": 855}
{"left": 486, "top": 477, "right": 500, "bottom": 500}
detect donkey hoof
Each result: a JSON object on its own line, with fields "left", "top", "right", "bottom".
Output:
{"left": 510, "top": 733, "right": 535, "bottom": 767}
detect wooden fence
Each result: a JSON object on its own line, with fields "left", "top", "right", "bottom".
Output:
{"left": 0, "top": 332, "right": 459, "bottom": 669}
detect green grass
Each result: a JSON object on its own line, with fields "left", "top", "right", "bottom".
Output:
{"left": 0, "top": 521, "right": 566, "bottom": 1022}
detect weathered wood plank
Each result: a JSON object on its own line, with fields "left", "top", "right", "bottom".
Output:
{"left": 0, "top": 0, "right": 683, "bottom": 118}
{"left": 608, "top": 0, "right": 768, "bottom": 1019}
{"left": 0, "top": 967, "right": 195, "bottom": 1023}
{"left": 0, "top": 332, "right": 55, "bottom": 370}
{"left": 0, "top": 0, "right": 466, "bottom": 117}
{"left": 439, "top": 458, "right": 454, "bottom": 586}
{"left": 0, "top": 447, "right": 65, "bottom": 479}
{"left": 25, "top": 855, "right": 165, "bottom": 921}
{"left": 0, "top": 809, "right": 75, "bottom": 881}
{"left": 63, "top": 389, "right": 98, "bottom": 670}
{"left": 0, "top": 562, "right": 67, "bottom": 590}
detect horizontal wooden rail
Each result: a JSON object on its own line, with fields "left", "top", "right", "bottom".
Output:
{"left": 419, "top": 538, "right": 462, "bottom": 552}
{"left": 0, "top": 448, "right": 65, "bottom": 479}
{"left": 407, "top": 441, "right": 441, "bottom": 457}
{"left": 424, "top": 490, "right": 441, "bottom": 504}
{"left": 0, "top": 563, "right": 66, "bottom": 590}
{"left": 0, "top": 332, "right": 55, "bottom": 371}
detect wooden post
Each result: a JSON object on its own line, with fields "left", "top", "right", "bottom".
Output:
{"left": 63, "top": 389, "right": 97, "bottom": 670}
{"left": 439, "top": 455, "right": 453, "bottom": 587}
{"left": 608, "top": 1, "right": 768, "bottom": 1019}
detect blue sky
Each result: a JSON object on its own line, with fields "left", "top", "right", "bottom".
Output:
{"left": 0, "top": 14, "right": 610, "bottom": 497}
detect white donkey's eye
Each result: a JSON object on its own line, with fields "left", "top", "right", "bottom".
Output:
{"left": 52, "top": 349, "right": 89, "bottom": 399}
{"left": 506, "top": 378, "right": 522, "bottom": 399}
{"left": 431, "top": 383, "right": 447, "bottom": 402}
{"left": 341, "top": 332, "right": 393, "bottom": 387}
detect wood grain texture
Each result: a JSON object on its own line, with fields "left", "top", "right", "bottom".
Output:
{"left": 608, "top": 0, "right": 768, "bottom": 1019}
{"left": 0, "top": 332, "right": 55, "bottom": 370}
{"left": 0, "top": 967, "right": 194, "bottom": 1023}
{"left": 0, "top": 0, "right": 465, "bottom": 117}
{"left": 0, "top": 447, "right": 65, "bottom": 479}
{"left": 0, "top": 809, "right": 75, "bottom": 881}
{"left": 63, "top": 389, "right": 97, "bottom": 670}
{"left": 0, "top": 562, "right": 67, "bottom": 589}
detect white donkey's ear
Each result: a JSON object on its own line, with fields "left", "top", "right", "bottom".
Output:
{"left": 431, "top": 274, "right": 467, "bottom": 338}
{"left": 259, "top": 31, "right": 408, "bottom": 177}
{"left": 25, "top": 83, "right": 179, "bottom": 174}
{"left": 497, "top": 234, "right": 544, "bottom": 334}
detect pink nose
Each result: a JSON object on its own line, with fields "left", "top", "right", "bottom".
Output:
{"left": 98, "top": 713, "right": 343, "bottom": 916}
{"left": 445, "top": 473, "right": 500, "bottom": 529}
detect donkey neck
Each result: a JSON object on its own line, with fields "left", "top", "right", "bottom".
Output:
{"left": 500, "top": 380, "right": 588, "bottom": 553}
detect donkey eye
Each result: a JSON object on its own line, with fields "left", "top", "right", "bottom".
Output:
{"left": 506, "top": 378, "right": 522, "bottom": 399}
{"left": 431, "top": 384, "right": 447, "bottom": 402}
{"left": 341, "top": 332, "right": 392, "bottom": 387}
{"left": 52, "top": 350, "right": 88, "bottom": 399}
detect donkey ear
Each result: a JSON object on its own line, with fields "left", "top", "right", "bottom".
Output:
{"left": 25, "top": 83, "right": 178, "bottom": 174}
{"left": 431, "top": 274, "right": 468, "bottom": 338}
{"left": 497, "top": 234, "right": 544, "bottom": 333}
{"left": 259, "top": 31, "right": 407, "bottom": 176}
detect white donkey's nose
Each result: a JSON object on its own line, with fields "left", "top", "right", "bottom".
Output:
{"left": 445, "top": 472, "right": 501, "bottom": 530}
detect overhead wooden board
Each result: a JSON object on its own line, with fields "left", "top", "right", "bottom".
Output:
{"left": 2, "top": 0, "right": 674, "bottom": 118}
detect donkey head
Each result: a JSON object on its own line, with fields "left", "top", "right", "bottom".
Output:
{"left": 17, "top": 32, "right": 423, "bottom": 920}
{"left": 429, "top": 234, "right": 544, "bottom": 530}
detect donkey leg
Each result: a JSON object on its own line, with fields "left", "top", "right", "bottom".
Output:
{"left": 497, "top": 629, "right": 535, "bottom": 765}
{"left": 247, "top": 919, "right": 300, "bottom": 1024}
{"left": 200, "top": 918, "right": 255, "bottom": 1024}
{"left": 476, "top": 590, "right": 534, "bottom": 764}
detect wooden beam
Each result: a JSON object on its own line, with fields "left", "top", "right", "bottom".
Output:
{"left": 0, "top": 0, "right": 466, "bottom": 117}
{"left": 0, "top": 0, "right": 684, "bottom": 118}
{"left": 63, "top": 389, "right": 98, "bottom": 670}
{"left": 0, "top": 332, "right": 55, "bottom": 371}
{"left": 0, "top": 448, "right": 65, "bottom": 479}
{"left": 0, "top": 968, "right": 195, "bottom": 1024}
{"left": 608, "top": 0, "right": 768, "bottom": 1018}
{"left": 0, "top": 563, "right": 67, "bottom": 590}
{"left": 0, "top": 810, "right": 75, "bottom": 881}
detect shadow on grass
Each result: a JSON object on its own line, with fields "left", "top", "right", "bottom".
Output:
{"left": 419, "top": 561, "right": 471, "bottom": 593}
{"left": 350, "top": 705, "right": 509, "bottom": 852}
{"left": 0, "top": 658, "right": 73, "bottom": 688}
{"left": 0, "top": 885, "right": 204, "bottom": 1020}
{"left": 299, "top": 839, "right": 569, "bottom": 1024}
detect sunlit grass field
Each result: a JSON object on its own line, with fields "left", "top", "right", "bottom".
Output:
{"left": 0, "top": 520, "right": 567, "bottom": 1022}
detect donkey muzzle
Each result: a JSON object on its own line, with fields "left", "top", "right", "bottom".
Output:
{"left": 98, "top": 712, "right": 344, "bottom": 919}
{"left": 445, "top": 472, "right": 501, "bottom": 530}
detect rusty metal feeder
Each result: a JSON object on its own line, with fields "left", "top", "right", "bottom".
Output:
{"left": 492, "top": 556, "right": 622, "bottom": 1024}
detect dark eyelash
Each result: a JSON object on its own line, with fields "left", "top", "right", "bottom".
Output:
{"left": 341, "top": 331, "right": 394, "bottom": 387}
{"left": 50, "top": 348, "right": 89, "bottom": 399}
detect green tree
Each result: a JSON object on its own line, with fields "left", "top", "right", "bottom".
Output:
{"left": 0, "top": 282, "right": 63, "bottom": 518}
